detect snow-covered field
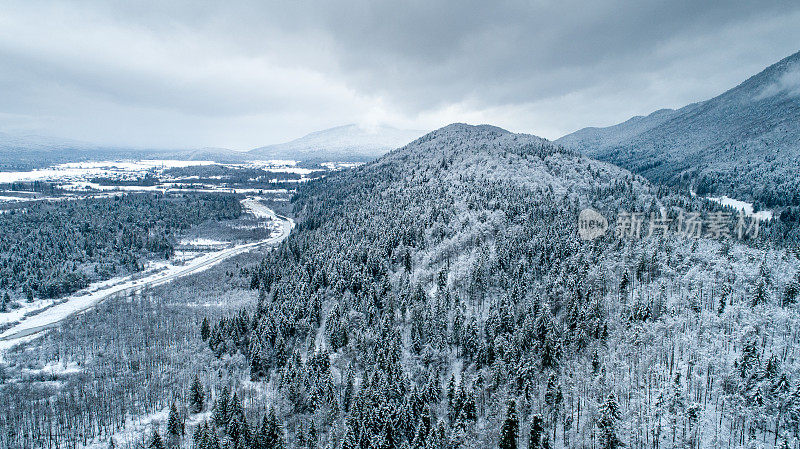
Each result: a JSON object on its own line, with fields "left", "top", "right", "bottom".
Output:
{"left": 706, "top": 194, "right": 774, "bottom": 220}
{"left": 0, "top": 158, "right": 326, "bottom": 191}
{"left": 0, "top": 197, "right": 294, "bottom": 357}
{"left": 178, "top": 237, "right": 230, "bottom": 247}
{"left": 0, "top": 159, "right": 217, "bottom": 184}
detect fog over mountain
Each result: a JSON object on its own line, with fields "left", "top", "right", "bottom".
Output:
{"left": 249, "top": 124, "right": 426, "bottom": 161}
{"left": 558, "top": 50, "right": 800, "bottom": 207}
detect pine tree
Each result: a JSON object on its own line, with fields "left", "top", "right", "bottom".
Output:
{"left": 190, "top": 375, "right": 205, "bottom": 413}
{"left": 201, "top": 316, "right": 211, "bottom": 341}
{"left": 529, "top": 414, "right": 544, "bottom": 449}
{"left": 213, "top": 387, "right": 230, "bottom": 427}
{"left": 0, "top": 292, "right": 9, "bottom": 313}
{"left": 166, "top": 402, "right": 182, "bottom": 447}
{"left": 499, "top": 400, "right": 519, "bottom": 449}
{"left": 343, "top": 369, "right": 355, "bottom": 413}
{"left": 148, "top": 429, "right": 165, "bottom": 449}
{"left": 597, "top": 394, "right": 622, "bottom": 449}
{"left": 256, "top": 407, "right": 285, "bottom": 449}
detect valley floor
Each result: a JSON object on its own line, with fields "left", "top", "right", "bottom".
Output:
{"left": 0, "top": 197, "right": 293, "bottom": 354}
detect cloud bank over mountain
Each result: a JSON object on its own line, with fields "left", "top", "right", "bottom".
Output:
{"left": 1, "top": 1, "right": 799, "bottom": 148}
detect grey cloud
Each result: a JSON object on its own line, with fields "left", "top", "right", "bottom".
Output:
{"left": 1, "top": 0, "right": 799, "bottom": 147}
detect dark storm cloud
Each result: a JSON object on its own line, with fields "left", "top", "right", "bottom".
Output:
{"left": 1, "top": 0, "right": 799, "bottom": 147}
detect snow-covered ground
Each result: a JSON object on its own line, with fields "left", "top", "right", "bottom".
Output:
{"left": 0, "top": 160, "right": 217, "bottom": 184}
{"left": 178, "top": 237, "right": 230, "bottom": 247}
{"left": 23, "top": 360, "right": 83, "bottom": 376}
{"left": 0, "top": 197, "right": 294, "bottom": 357}
{"left": 0, "top": 158, "right": 324, "bottom": 189}
{"left": 0, "top": 195, "right": 33, "bottom": 202}
{"left": 706, "top": 195, "right": 773, "bottom": 220}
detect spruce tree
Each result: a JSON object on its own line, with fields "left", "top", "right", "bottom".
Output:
{"left": 166, "top": 401, "right": 182, "bottom": 447}
{"left": 597, "top": 394, "right": 622, "bottom": 449}
{"left": 308, "top": 420, "right": 318, "bottom": 449}
{"left": 190, "top": 375, "right": 205, "bottom": 413}
{"left": 343, "top": 369, "right": 355, "bottom": 413}
{"left": 206, "top": 422, "right": 221, "bottom": 449}
{"left": 148, "top": 429, "right": 165, "bottom": 449}
{"left": 752, "top": 278, "right": 768, "bottom": 307}
{"left": 341, "top": 419, "right": 358, "bottom": 449}
{"left": 201, "top": 316, "right": 211, "bottom": 341}
{"left": 447, "top": 374, "right": 457, "bottom": 422}
{"left": 213, "top": 387, "right": 230, "bottom": 427}
{"left": 193, "top": 424, "right": 207, "bottom": 449}
{"left": 256, "top": 407, "right": 285, "bottom": 449}
{"left": 529, "top": 414, "right": 543, "bottom": 449}
{"left": 0, "top": 292, "right": 9, "bottom": 313}
{"left": 499, "top": 400, "right": 519, "bottom": 449}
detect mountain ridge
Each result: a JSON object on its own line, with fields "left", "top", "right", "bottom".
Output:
{"left": 557, "top": 50, "right": 800, "bottom": 207}
{"left": 249, "top": 123, "right": 426, "bottom": 161}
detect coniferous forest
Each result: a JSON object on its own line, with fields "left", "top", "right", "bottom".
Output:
{"left": 0, "top": 194, "right": 241, "bottom": 301}
{"left": 3, "top": 125, "right": 800, "bottom": 449}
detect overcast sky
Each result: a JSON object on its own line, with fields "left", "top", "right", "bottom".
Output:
{"left": 1, "top": 0, "right": 799, "bottom": 149}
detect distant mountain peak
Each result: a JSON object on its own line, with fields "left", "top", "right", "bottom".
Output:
{"left": 249, "top": 124, "right": 426, "bottom": 161}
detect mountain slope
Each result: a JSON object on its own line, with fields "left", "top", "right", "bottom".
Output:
{"left": 249, "top": 124, "right": 426, "bottom": 161}
{"left": 557, "top": 50, "right": 800, "bottom": 208}
{"left": 237, "top": 123, "right": 799, "bottom": 448}
{"left": 7, "top": 123, "right": 800, "bottom": 448}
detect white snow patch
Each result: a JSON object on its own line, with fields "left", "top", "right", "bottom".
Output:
{"left": 706, "top": 195, "right": 773, "bottom": 220}
{"left": 179, "top": 237, "right": 230, "bottom": 247}
{"left": 25, "top": 361, "right": 83, "bottom": 376}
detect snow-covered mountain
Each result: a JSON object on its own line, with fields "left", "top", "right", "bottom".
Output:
{"left": 557, "top": 50, "right": 800, "bottom": 207}
{"left": 249, "top": 124, "right": 426, "bottom": 161}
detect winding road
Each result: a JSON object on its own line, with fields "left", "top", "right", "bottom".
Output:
{"left": 0, "top": 197, "right": 293, "bottom": 347}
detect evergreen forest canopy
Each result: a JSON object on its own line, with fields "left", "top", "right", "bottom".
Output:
{"left": 0, "top": 193, "right": 241, "bottom": 302}
{"left": 200, "top": 125, "right": 800, "bottom": 448}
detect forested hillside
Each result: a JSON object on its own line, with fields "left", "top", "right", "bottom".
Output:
{"left": 205, "top": 124, "right": 800, "bottom": 448}
{"left": 4, "top": 124, "right": 800, "bottom": 449}
{"left": 0, "top": 193, "right": 241, "bottom": 302}
{"left": 557, "top": 50, "right": 800, "bottom": 209}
